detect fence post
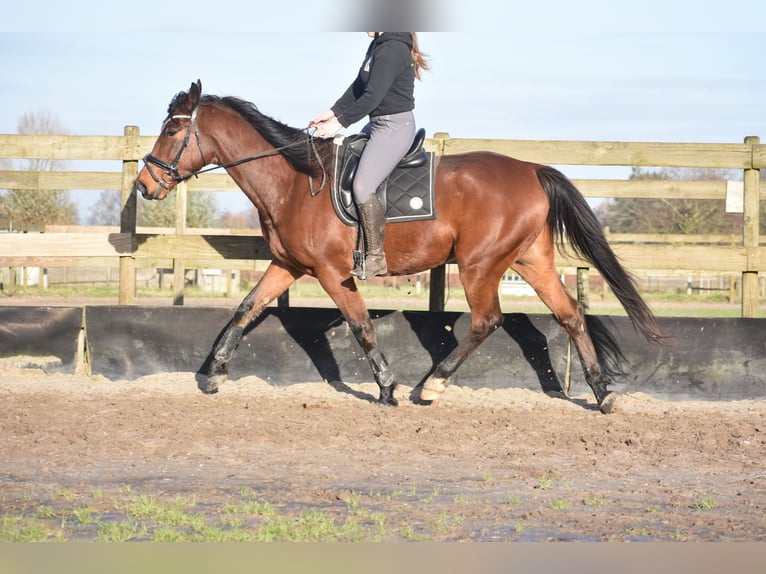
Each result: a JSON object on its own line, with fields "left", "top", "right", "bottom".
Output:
{"left": 428, "top": 132, "right": 450, "bottom": 312}
{"left": 429, "top": 265, "right": 446, "bottom": 312}
{"left": 119, "top": 125, "right": 139, "bottom": 305}
{"left": 742, "top": 135, "right": 760, "bottom": 317}
{"left": 576, "top": 267, "right": 590, "bottom": 308}
{"left": 173, "top": 181, "right": 188, "bottom": 305}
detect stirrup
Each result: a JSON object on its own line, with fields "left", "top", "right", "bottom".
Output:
{"left": 362, "top": 254, "right": 387, "bottom": 278}
{"left": 351, "top": 250, "right": 367, "bottom": 280}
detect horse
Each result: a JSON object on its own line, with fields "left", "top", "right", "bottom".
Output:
{"left": 135, "top": 80, "right": 665, "bottom": 414}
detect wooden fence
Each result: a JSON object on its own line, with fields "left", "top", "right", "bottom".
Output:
{"left": 0, "top": 127, "right": 763, "bottom": 315}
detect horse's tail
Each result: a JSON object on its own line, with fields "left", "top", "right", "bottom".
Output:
{"left": 536, "top": 165, "right": 666, "bottom": 344}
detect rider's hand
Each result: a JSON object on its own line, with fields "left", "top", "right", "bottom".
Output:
{"left": 310, "top": 110, "right": 335, "bottom": 127}
{"left": 313, "top": 117, "right": 342, "bottom": 138}
{"left": 310, "top": 111, "right": 342, "bottom": 138}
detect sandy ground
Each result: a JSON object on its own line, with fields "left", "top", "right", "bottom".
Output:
{"left": 1, "top": 362, "right": 764, "bottom": 541}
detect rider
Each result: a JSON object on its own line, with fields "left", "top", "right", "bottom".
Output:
{"left": 311, "top": 32, "right": 430, "bottom": 278}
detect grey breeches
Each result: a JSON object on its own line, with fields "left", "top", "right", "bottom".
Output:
{"left": 353, "top": 110, "right": 416, "bottom": 204}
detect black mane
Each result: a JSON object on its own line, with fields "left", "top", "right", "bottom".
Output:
{"left": 218, "top": 95, "right": 332, "bottom": 175}
{"left": 175, "top": 93, "right": 333, "bottom": 176}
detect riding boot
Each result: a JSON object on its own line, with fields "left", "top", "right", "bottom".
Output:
{"left": 352, "top": 195, "right": 387, "bottom": 279}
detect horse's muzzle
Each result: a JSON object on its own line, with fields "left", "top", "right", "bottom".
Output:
{"left": 134, "top": 179, "right": 152, "bottom": 200}
{"left": 134, "top": 178, "right": 164, "bottom": 200}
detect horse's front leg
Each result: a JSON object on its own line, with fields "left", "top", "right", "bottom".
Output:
{"left": 319, "top": 274, "right": 397, "bottom": 406}
{"left": 201, "top": 261, "right": 302, "bottom": 394}
{"left": 349, "top": 315, "right": 398, "bottom": 406}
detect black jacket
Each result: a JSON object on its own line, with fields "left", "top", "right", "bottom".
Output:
{"left": 331, "top": 33, "right": 415, "bottom": 128}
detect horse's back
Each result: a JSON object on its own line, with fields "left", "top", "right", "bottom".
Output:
{"left": 383, "top": 150, "right": 551, "bottom": 274}
{"left": 434, "top": 151, "right": 549, "bottom": 219}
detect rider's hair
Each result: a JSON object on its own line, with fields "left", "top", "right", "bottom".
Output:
{"left": 410, "top": 33, "right": 431, "bottom": 81}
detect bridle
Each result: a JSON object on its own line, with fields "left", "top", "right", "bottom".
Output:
{"left": 142, "top": 107, "right": 207, "bottom": 190}
{"left": 142, "top": 104, "right": 327, "bottom": 196}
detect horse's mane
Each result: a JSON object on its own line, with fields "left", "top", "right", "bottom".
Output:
{"left": 168, "top": 91, "right": 333, "bottom": 176}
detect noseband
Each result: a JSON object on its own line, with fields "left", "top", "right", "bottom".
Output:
{"left": 142, "top": 107, "right": 208, "bottom": 191}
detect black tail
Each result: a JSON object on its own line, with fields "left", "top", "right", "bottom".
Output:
{"left": 536, "top": 165, "right": 666, "bottom": 344}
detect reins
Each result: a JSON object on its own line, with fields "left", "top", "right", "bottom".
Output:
{"left": 143, "top": 106, "right": 327, "bottom": 196}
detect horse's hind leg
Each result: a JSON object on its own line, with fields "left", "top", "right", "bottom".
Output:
{"left": 514, "top": 253, "right": 617, "bottom": 413}
{"left": 420, "top": 268, "right": 505, "bottom": 402}
{"left": 201, "top": 261, "right": 301, "bottom": 394}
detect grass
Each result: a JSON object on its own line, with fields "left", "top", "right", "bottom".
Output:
{"left": 694, "top": 497, "right": 717, "bottom": 511}
{"left": 5, "top": 282, "right": 763, "bottom": 318}
{"left": 72, "top": 506, "right": 98, "bottom": 525}
{"left": 0, "top": 480, "right": 569, "bottom": 542}
{"left": 535, "top": 472, "right": 553, "bottom": 490}
{"left": 0, "top": 483, "right": 747, "bottom": 542}
{"left": 286, "top": 279, "right": 766, "bottom": 318}
{"left": 0, "top": 515, "right": 64, "bottom": 542}
{"left": 97, "top": 521, "right": 148, "bottom": 542}
{"left": 426, "top": 511, "right": 465, "bottom": 536}
{"left": 549, "top": 499, "right": 572, "bottom": 510}
{"left": 0, "top": 485, "right": 398, "bottom": 542}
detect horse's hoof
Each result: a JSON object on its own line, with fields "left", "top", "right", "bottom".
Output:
{"left": 200, "top": 382, "right": 220, "bottom": 395}
{"left": 199, "top": 374, "right": 225, "bottom": 395}
{"left": 378, "top": 386, "right": 398, "bottom": 407}
{"left": 420, "top": 378, "right": 446, "bottom": 402}
{"left": 419, "top": 388, "right": 441, "bottom": 402}
{"left": 599, "top": 392, "right": 618, "bottom": 414}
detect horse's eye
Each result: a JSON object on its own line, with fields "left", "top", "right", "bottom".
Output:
{"left": 165, "top": 128, "right": 178, "bottom": 137}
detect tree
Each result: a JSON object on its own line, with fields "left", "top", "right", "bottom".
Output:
{"left": 218, "top": 206, "right": 261, "bottom": 230}
{"left": 185, "top": 191, "right": 219, "bottom": 228}
{"left": 0, "top": 159, "right": 13, "bottom": 229}
{"left": 89, "top": 188, "right": 224, "bottom": 229}
{"left": 86, "top": 190, "right": 121, "bottom": 226}
{"left": 137, "top": 189, "right": 219, "bottom": 228}
{"left": 0, "top": 112, "right": 78, "bottom": 230}
{"left": 596, "top": 167, "right": 744, "bottom": 235}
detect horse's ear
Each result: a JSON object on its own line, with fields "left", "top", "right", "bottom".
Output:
{"left": 187, "top": 80, "right": 202, "bottom": 110}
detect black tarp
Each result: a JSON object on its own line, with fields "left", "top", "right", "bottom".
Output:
{"left": 83, "top": 306, "right": 766, "bottom": 401}
{"left": 0, "top": 306, "right": 83, "bottom": 372}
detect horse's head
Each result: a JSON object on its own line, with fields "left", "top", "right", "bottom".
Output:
{"left": 135, "top": 80, "right": 207, "bottom": 200}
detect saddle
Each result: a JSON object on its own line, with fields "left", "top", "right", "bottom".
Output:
{"left": 331, "top": 128, "right": 436, "bottom": 226}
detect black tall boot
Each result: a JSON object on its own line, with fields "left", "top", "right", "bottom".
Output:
{"left": 352, "top": 195, "right": 387, "bottom": 279}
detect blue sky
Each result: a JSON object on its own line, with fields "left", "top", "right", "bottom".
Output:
{"left": 1, "top": 1, "right": 764, "bottom": 217}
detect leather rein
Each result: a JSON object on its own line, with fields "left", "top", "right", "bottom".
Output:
{"left": 142, "top": 105, "right": 327, "bottom": 196}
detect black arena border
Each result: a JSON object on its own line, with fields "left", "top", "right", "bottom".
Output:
{"left": 2, "top": 306, "right": 765, "bottom": 401}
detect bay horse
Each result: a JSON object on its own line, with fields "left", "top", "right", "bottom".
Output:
{"left": 135, "top": 80, "right": 664, "bottom": 414}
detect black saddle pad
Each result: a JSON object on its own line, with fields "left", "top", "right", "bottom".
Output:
{"left": 330, "top": 131, "right": 436, "bottom": 226}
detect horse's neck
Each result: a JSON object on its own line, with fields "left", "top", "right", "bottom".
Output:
{"left": 211, "top": 126, "right": 301, "bottom": 214}
{"left": 228, "top": 158, "right": 300, "bottom": 215}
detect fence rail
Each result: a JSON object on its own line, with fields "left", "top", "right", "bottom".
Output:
{"left": 1, "top": 128, "right": 762, "bottom": 315}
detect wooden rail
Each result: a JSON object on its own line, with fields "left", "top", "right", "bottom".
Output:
{"left": 1, "top": 129, "right": 763, "bottom": 315}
